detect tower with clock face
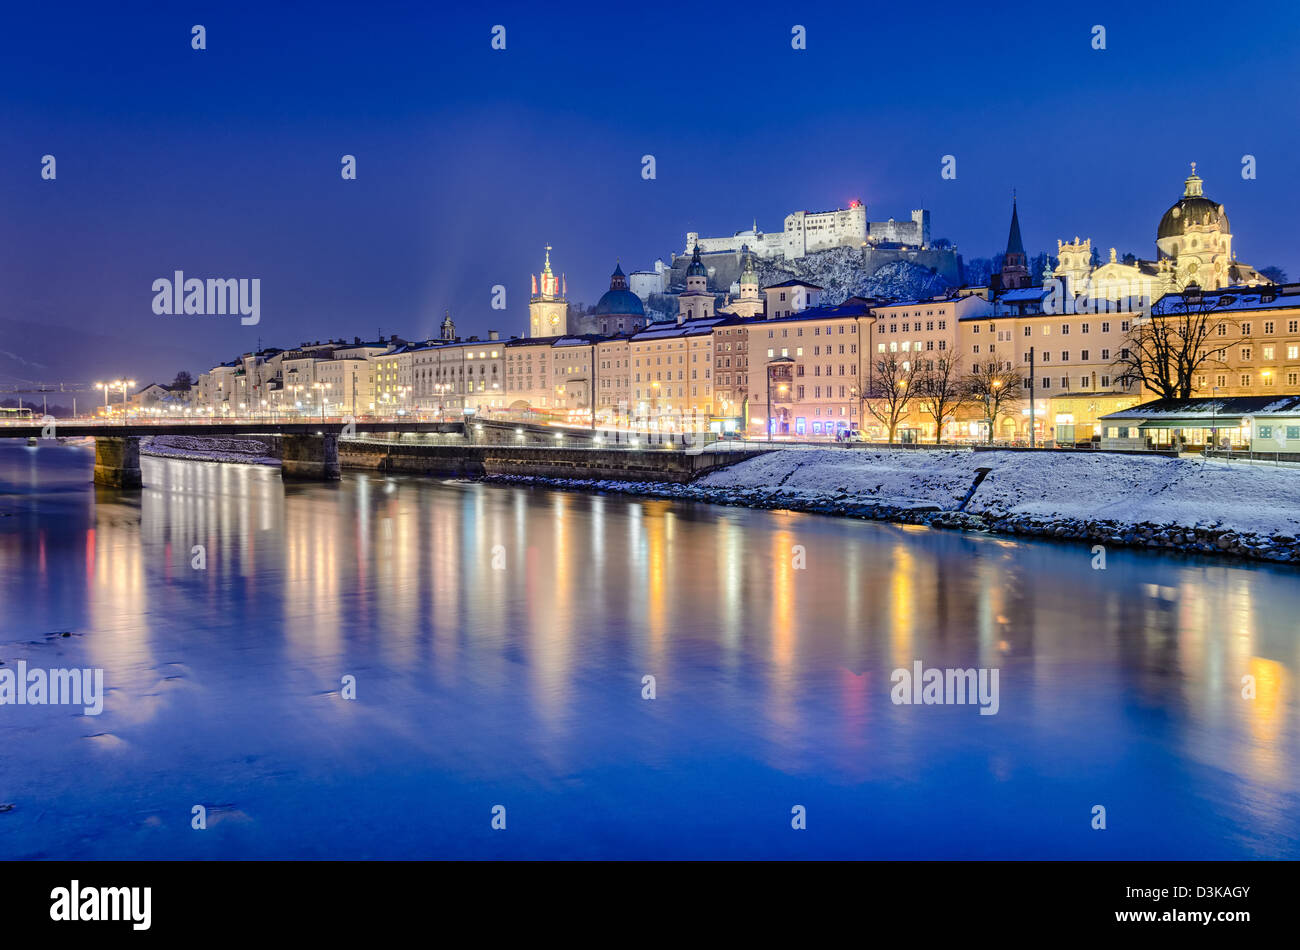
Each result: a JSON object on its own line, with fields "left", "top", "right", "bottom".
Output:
{"left": 529, "top": 245, "right": 568, "bottom": 337}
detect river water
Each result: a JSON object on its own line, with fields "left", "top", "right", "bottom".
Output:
{"left": 1, "top": 441, "right": 1297, "bottom": 858}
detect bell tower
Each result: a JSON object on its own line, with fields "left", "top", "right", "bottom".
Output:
{"left": 529, "top": 245, "right": 568, "bottom": 337}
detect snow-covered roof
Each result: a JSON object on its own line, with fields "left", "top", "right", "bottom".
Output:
{"left": 630, "top": 316, "right": 729, "bottom": 340}
{"left": 997, "top": 287, "right": 1047, "bottom": 302}
{"left": 552, "top": 334, "right": 605, "bottom": 348}
{"left": 1152, "top": 285, "right": 1300, "bottom": 315}
{"left": 764, "top": 279, "right": 824, "bottom": 290}
{"left": 1102, "top": 396, "right": 1300, "bottom": 420}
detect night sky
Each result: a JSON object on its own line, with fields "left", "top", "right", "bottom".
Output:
{"left": 4, "top": 0, "right": 1300, "bottom": 384}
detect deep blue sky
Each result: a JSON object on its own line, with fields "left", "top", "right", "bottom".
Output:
{"left": 4, "top": 0, "right": 1300, "bottom": 384}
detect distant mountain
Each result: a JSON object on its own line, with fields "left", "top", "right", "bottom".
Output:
{"left": 756, "top": 247, "right": 953, "bottom": 305}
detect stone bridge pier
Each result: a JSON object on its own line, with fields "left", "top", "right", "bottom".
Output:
{"left": 93, "top": 437, "right": 143, "bottom": 488}
{"left": 281, "top": 433, "right": 341, "bottom": 480}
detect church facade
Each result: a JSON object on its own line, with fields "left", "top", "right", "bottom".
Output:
{"left": 1047, "top": 164, "right": 1268, "bottom": 308}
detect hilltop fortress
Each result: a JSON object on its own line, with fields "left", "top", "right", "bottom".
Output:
{"left": 684, "top": 200, "right": 929, "bottom": 260}
{"left": 668, "top": 200, "right": 958, "bottom": 299}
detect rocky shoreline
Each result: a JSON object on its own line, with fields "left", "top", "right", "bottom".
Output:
{"left": 480, "top": 472, "right": 1300, "bottom": 566}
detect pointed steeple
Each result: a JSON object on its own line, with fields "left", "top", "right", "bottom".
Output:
{"left": 996, "top": 195, "right": 1031, "bottom": 291}
{"left": 1005, "top": 196, "right": 1026, "bottom": 257}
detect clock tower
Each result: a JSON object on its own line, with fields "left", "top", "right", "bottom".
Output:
{"left": 529, "top": 246, "right": 568, "bottom": 337}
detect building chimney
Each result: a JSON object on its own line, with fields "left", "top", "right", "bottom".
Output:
{"left": 488, "top": 330, "right": 499, "bottom": 341}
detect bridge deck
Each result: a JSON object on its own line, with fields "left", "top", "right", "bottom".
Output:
{"left": 0, "top": 421, "right": 464, "bottom": 438}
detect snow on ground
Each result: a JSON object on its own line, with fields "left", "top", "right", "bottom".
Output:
{"left": 696, "top": 449, "right": 1300, "bottom": 538}
{"left": 143, "top": 435, "right": 279, "bottom": 466}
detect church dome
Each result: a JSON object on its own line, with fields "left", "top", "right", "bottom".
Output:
{"left": 1157, "top": 165, "right": 1229, "bottom": 240}
{"left": 1158, "top": 197, "right": 1228, "bottom": 239}
{"left": 687, "top": 244, "right": 707, "bottom": 278}
{"left": 594, "top": 261, "right": 645, "bottom": 316}
{"left": 594, "top": 287, "right": 645, "bottom": 316}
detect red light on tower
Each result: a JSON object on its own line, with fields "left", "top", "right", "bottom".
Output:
{"left": 849, "top": 199, "right": 862, "bottom": 208}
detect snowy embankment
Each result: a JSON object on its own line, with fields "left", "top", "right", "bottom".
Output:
{"left": 485, "top": 449, "right": 1300, "bottom": 564}
{"left": 142, "top": 435, "right": 278, "bottom": 466}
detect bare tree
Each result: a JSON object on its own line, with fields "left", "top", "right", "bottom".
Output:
{"left": 1113, "top": 286, "right": 1237, "bottom": 400}
{"left": 915, "top": 355, "right": 973, "bottom": 444}
{"left": 861, "top": 351, "right": 921, "bottom": 443}
{"left": 966, "top": 363, "right": 1023, "bottom": 444}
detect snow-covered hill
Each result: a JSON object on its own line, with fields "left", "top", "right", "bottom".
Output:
{"left": 756, "top": 247, "right": 953, "bottom": 305}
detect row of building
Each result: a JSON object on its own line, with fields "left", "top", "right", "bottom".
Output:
{"left": 181, "top": 165, "right": 1298, "bottom": 446}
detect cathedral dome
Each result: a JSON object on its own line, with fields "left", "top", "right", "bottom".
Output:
{"left": 594, "top": 287, "right": 645, "bottom": 316}
{"left": 594, "top": 262, "right": 645, "bottom": 316}
{"left": 1157, "top": 165, "right": 1229, "bottom": 240}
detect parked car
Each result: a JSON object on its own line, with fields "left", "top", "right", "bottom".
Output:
{"left": 835, "top": 429, "right": 864, "bottom": 443}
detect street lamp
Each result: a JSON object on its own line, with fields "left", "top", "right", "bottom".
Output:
{"left": 312, "top": 382, "right": 332, "bottom": 421}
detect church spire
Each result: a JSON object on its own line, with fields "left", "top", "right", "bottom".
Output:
{"left": 996, "top": 196, "right": 1031, "bottom": 291}
{"left": 1005, "top": 196, "right": 1026, "bottom": 258}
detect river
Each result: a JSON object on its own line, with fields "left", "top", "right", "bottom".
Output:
{"left": 1, "top": 441, "right": 1297, "bottom": 858}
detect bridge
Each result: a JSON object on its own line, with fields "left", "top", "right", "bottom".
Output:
{"left": 0, "top": 420, "right": 463, "bottom": 487}
{"left": 0, "top": 420, "right": 762, "bottom": 487}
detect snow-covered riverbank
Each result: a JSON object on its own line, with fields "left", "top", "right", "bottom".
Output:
{"left": 141, "top": 435, "right": 279, "bottom": 466}
{"left": 484, "top": 449, "right": 1300, "bottom": 564}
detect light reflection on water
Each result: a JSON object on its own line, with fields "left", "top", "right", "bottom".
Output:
{"left": 0, "top": 442, "right": 1297, "bottom": 859}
